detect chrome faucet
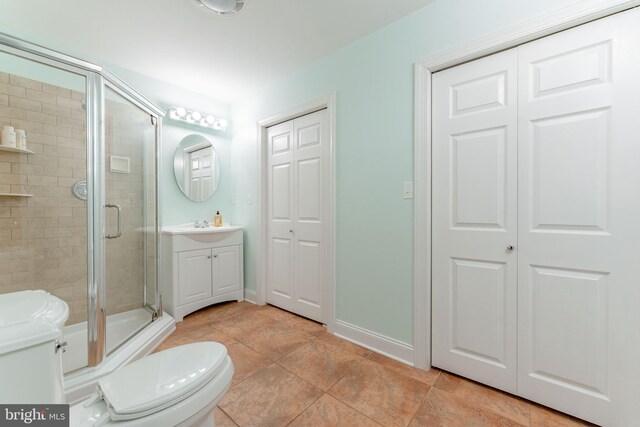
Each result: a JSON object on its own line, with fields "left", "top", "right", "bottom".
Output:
{"left": 194, "top": 220, "right": 210, "bottom": 229}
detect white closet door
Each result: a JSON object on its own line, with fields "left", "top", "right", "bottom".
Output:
{"left": 266, "top": 110, "right": 326, "bottom": 323}
{"left": 517, "top": 9, "right": 640, "bottom": 425}
{"left": 292, "top": 110, "right": 326, "bottom": 322}
{"left": 267, "top": 121, "right": 295, "bottom": 311}
{"left": 432, "top": 49, "right": 519, "bottom": 392}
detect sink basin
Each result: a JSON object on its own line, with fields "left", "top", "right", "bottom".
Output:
{"left": 162, "top": 223, "right": 243, "bottom": 243}
{"left": 162, "top": 224, "right": 243, "bottom": 235}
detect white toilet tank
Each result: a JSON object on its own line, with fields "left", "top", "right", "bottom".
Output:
{"left": 0, "top": 290, "right": 69, "bottom": 404}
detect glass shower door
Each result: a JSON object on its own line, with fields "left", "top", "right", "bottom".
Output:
{"left": 103, "top": 85, "right": 158, "bottom": 355}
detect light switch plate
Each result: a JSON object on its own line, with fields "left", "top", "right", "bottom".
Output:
{"left": 403, "top": 182, "right": 414, "bottom": 199}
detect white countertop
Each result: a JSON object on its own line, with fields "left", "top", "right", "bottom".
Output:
{"left": 162, "top": 223, "right": 243, "bottom": 235}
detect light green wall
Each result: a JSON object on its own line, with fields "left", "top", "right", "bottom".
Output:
{"left": 232, "top": 0, "right": 582, "bottom": 344}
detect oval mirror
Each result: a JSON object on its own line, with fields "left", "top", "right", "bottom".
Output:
{"left": 173, "top": 134, "right": 220, "bottom": 202}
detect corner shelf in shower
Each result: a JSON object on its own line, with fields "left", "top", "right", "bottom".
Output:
{"left": 0, "top": 193, "right": 34, "bottom": 197}
{"left": 0, "top": 146, "right": 35, "bottom": 155}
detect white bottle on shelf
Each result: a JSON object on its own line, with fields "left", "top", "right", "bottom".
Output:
{"left": 1, "top": 126, "right": 16, "bottom": 148}
{"left": 15, "top": 129, "right": 26, "bottom": 150}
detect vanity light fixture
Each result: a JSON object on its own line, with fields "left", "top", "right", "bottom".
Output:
{"left": 194, "top": 0, "right": 245, "bottom": 16}
{"left": 169, "top": 106, "right": 228, "bottom": 131}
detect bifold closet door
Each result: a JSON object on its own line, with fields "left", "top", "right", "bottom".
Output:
{"left": 432, "top": 49, "right": 519, "bottom": 392}
{"left": 517, "top": 8, "right": 640, "bottom": 425}
{"left": 266, "top": 110, "right": 327, "bottom": 323}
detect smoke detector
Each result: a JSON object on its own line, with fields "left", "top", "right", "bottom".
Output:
{"left": 194, "top": 0, "right": 245, "bottom": 16}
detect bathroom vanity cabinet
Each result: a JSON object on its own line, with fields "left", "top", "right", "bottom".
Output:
{"left": 162, "top": 226, "right": 244, "bottom": 321}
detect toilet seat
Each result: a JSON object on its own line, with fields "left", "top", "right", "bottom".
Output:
{"left": 72, "top": 342, "right": 233, "bottom": 426}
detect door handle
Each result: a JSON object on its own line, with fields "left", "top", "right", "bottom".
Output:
{"left": 506, "top": 245, "right": 514, "bottom": 251}
{"left": 105, "top": 203, "right": 122, "bottom": 239}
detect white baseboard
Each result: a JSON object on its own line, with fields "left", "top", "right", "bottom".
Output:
{"left": 244, "top": 288, "right": 258, "bottom": 304}
{"left": 333, "top": 320, "right": 415, "bottom": 366}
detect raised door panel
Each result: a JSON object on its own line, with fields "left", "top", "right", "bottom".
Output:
{"left": 451, "top": 127, "right": 507, "bottom": 230}
{"left": 432, "top": 48, "right": 518, "bottom": 392}
{"left": 450, "top": 259, "right": 508, "bottom": 367}
{"left": 272, "top": 164, "right": 292, "bottom": 220}
{"left": 526, "top": 266, "right": 609, "bottom": 398}
{"left": 268, "top": 238, "right": 294, "bottom": 310}
{"left": 177, "top": 249, "right": 212, "bottom": 305}
{"left": 517, "top": 8, "right": 640, "bottom": 425}
{"left": 212, "top": 246, "right": 240, "bottom": 296}
{"left": 529, "top": 109, "right": 609, "bottom": 232}
{"left": 294, "top": 240, "right": 322, "bottom": 322}
{"left": 297, "top": 158, "right": 321, "bottom": 223}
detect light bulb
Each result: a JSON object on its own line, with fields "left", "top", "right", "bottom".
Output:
{"left": 206, "top": 115, "right": 216, "bottom": 124}
{"left": 175, "top": 107, "right": 186, "bottom": 117}
{"left": 191, "top": 111, "right": 202, "bottom": 121}
{"left": 218, "top": 119, "right": 228, "bottom": 128}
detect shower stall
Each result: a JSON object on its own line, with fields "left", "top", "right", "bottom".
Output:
{"left": 0, "top": 34, "right": 173, "bottom": 402}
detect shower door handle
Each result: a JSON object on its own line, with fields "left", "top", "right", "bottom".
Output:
{"left": 105, "top": 203, "right": 122, "bottom": 239}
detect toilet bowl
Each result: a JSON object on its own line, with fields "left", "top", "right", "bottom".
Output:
{"left": 0, "top": 290, "right": 234, "bottom": 427}
{"left": 70, "top": 342, "right": 234, "bottom": 427}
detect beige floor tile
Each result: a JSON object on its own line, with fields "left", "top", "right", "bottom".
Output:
{"left": 282, "top": 314, "right": 325, "bottom": 335}
{"left": 238, "top": 321, "right": 313, "bottom": 361}
{"left": 151, "top": 304, "right": 587, "bottom": 427}
{"left": 226, "top": 341, "right": 272, "bottom": 387}
{"left": 256, "top": 304, "right": 299, "bottom": 321}
{"left": 184, "top": 325, "right": 237, "bottom": 346}
{"left": 329, "top": 359, "right": 429, "bottom": 427}
{"left": 290, "top": 394, "right": 381, "bottom": 427}
{"left": 210, "top": 311, "right": 278, "bottom": 339}
{"left": 434, "top": 372, "right": 530, "bottom": 426}
{"left": 410, "top": 387, "right": 523, "bottom": 427}
{"left": 187, "top": 301, "right": 260, "bottom": 323}
{"left": 214, "top": 407, "right": 238, "bottom": 426}
{"left": 278, "top": 339, "right": 364, "bottom": 391}
{"left": 313, "top": 331, "right": 372, "bottom": 358}
{"left": 368, "top": 352, "right": 441, "bottom": 386}
{"left": 219, "top": 364, "right": 322, "bottom": 427}
{"left": 529, "top": 404, "right": 592, "bottom": 427}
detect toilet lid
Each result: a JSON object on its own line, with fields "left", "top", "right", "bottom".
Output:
{"left": 98, "top": 342, "right": 228, "bottom": 420}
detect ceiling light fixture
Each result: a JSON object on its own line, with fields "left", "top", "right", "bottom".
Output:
{"left": 194, "top": 0, "right": 245, "bottom": 16}
{"left": 169, "top": 106, "right": 228, "bottom": 131}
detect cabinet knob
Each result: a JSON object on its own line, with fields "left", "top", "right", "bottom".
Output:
{"left": 289, "top": 229, "right": 294, "bottom": 233}
{"left": 207, "top": 255, "right": 211, "bottom": 259}
{"left": 213, "top": 254, "right": 218, "bottom": 258}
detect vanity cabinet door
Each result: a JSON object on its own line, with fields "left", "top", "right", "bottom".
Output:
{"left": 178, "top": 249, "right": 213, "bottom": 305}
{"left": 212, "top": 246, "right": 240, "bottom": 296}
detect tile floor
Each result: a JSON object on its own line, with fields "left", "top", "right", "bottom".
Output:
{"left": 155, "top": 301, "right": 591, "bottom": 427}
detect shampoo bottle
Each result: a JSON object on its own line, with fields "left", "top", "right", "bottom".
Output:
{"left": 214, "top": 211, "right": 222, "bottom": 227}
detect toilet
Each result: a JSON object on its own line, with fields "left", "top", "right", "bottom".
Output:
{"left": 0, "top": 290, "right": 234, "bottom": 427}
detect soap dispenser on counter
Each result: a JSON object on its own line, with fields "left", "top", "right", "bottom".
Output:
{"left": 214, "top": 211, "right": 222, "bottom": 227}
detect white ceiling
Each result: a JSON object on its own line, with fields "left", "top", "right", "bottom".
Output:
{"left": 0, "top": 0, "right": 435, "bottom": 103}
